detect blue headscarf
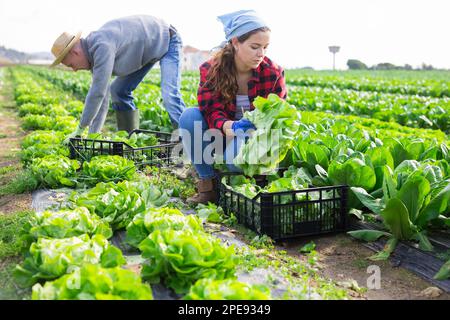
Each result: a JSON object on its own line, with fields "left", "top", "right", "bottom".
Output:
{"left": 217, "top": 10, "right": 268, "bottom": 42}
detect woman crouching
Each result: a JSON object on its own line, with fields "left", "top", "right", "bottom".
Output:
{"left": 179, "top": 10, "right": 287, "bottom": 204}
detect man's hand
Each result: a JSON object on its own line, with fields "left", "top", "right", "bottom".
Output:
{"left": 231, "top": 119, "right": 256, "bottom": 136}
{"left": 63, "top": 125, "right": 86, "bottom": 145}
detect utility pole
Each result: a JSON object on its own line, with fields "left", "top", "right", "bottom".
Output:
{"left": 328, "top": 46, "right": 340, "bottom": 70}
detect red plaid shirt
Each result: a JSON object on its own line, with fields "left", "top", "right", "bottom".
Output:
{"left": 198, "top": 56, "right": 287, "bottom": 131}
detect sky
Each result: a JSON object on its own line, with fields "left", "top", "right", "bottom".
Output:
{"left": 1, "top": 0, "right": 450, "bottom": 70}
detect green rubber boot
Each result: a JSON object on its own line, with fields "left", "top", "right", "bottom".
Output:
{"left": 116, "top": 109, "right": 140, "bottom": 133}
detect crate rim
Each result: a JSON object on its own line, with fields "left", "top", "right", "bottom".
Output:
{"left": 69, "top": 136, "right": 134, "bottom": 148}
{"left": 69, "top": 129, "right": 180, "bottom": 150}
{"left": 219, "top": 172, "right": 349, "bottom": 200}
{"left": 129, "top": 129, "right": 181, "bottom": 142}
{"left": 222, "top": 186, "right": 347, "bottom": 210}
{"left": 68, "top": 129, "right": 182, "bottom": 167}
{"left": 218, "top": 172, "right": 349, "bottom": 241}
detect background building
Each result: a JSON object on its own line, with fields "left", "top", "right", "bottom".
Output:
{"left": 182, "top": 45, "right": 210, "bottom": 71}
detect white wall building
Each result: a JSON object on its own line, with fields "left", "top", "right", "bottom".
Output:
{"left": 182, "top": 45, "right": 210, "bottom": 71}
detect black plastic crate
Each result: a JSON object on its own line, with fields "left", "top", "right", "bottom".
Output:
{"left": 69, "top": 129, "right": 182, "bottom": 168}
{"left": 218, "top": 172, "right": 349, "bottom": 241}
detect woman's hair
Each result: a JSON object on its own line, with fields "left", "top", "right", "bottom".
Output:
{"left": 206, "top": 27, "right": 270, "bottom": 105}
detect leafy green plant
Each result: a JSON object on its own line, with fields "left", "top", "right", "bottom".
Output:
{"left": 18, "top": 103, "right": 44, "bottom": 117}
{"left": 20, "top": 207, "right": 112, "bottom": 249}
{"left": 15, "top": 90, "right": 62, "bottom": 106}
{"left": 224, "top": 168, "right": 316, "bottom": 203}
{"left": 85, "top": 130, "right": 159, "bottom": 148}
{"left": 21, "top": 143, "right": 69, "bottom": 166}
{"left": 18, "top": 103, "right": 68, "bottom": 117}
{"left": 234, "top": 94, "right": 301, "bottom": 176}
{"left": 328, "top": 155, "right": 377, "bottom": 192}
{"left": 434, "top": 259, "right": 450, "bottom": 280}
{"left": 145, "top": 166, "right": 196, "bottom": 199}
{"left": 196, "top": 203, "right": 226, "bottom": 223}
{"left": 286, "top": 70, "right": 450, "bottom": 99}
{"left": 139, "top": 229, "right": 237, "bottom": 294}
{"left": 21, "top": 114, "right": 77, "bottom": 133}
{"left": 31, "top": 264, "right": 153, "bottom": 300}
{"left": 288, "top": 85, "right": 450, "bottom": 132}
{"left": 70, "top": 181, "right": 169, "bottom": 230}
{"left": 14, "top": 234, "right": 125, "bottom": 287}
{"left": 221, "top": 175, "right": 260, "bottom": 199}
{"left": 126, "top": 207, "right": 203, "bottom": 248}
{"left": 30, "top": 155, "right": 80, "bottom": 188}
{"left": 21, "top": 130, "right": 65, "bottom": 149}
{"left": 349, "top": 164, "right": 450, "bottom": 260}
{"left": 21, "top": 114, "right": 54, "bottom": 131}
{"left": 291, "top": 141, "right": 331, "bottom": 173}
{"left": 0, "top": 211, "right": 33, "bottom": 259}
{"left": 184, "top": 278, "right": 271, "bottom": 300}
{"left": 299, "top": 241, "right": 316, "bottom": 254}
{"left": 80, "top": 155, "right": 136, "bottom": 185}
{"left": 52, "top": 116, "right": 79, "bottom": 133}
{"left": 0, "top": 169, "right": 39, "bottom": 196}
{"left": 65, "top": 100, "right": 84, "bottom": 116}
{"left": 135, "top": 83, "right": 173, "bottom": 132}
{"left": 249, "top": 235, "right": 275, "bottom": 249}
{"left": 263, "top": 167, "right": 312, "bottom": 204}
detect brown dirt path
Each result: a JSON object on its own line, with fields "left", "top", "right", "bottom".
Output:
{"left": 0, "top": 68, "right": 32, "bottom": 214}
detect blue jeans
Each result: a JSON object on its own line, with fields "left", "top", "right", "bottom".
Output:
{"left": 179, "top": 107, "right": 244, "bottom": 179}
{"left": 110, "top": 32, "right": 186, "bottom": 126}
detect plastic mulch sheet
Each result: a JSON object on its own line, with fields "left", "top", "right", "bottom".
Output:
{"left": 31, "top": 188, "right": 323, "bottom": 299}
{"left": 349, "top": 219, "right": 450, "bottom": 293}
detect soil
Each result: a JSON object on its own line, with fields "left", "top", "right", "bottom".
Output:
{"left": 283, "top": 233, "right": 450, "bottom": 300}
{"left": 0, "top": 69, "right": 32, "bottom": 214}
{"left": 0, "top": 88, "right": 25, "bottom": 164}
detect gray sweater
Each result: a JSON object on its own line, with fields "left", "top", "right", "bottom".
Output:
{"left": 79, "top": 15, "right": 170, "bottom": 132}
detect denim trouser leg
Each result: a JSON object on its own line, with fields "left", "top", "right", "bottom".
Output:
{"left": 179, "top": 108, "right": 244, "bottom": 179}
{"left": 179, "top": 108, "right": 216, "bottom": 179}
{"left": 110, "top": 61, "right": 155, "bottom": 111}
{"left": 160, "top": 33, "right": 186, "bottom": 127}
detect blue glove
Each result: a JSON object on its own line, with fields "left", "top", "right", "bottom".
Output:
{"left": 232, "top": 119, "right": 256, "bottom": 134}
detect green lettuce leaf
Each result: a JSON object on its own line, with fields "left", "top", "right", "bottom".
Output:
{"left": 30, "top": 155, "right": 80, "bottom": 188}
{"left": 234, "top": 94, "right": 301, "bottom": 176}
{"left": 14, "top": 234, "right": 125, "bottom": 287}
{"left": 32, "top": 264, "right": 153, "bottom": 300}
{"left": 80, "top": 155, "right": 136, "bottom": 185}
{"left": 139, "top": 229, "right": 237, "bottom": 294}
{"left": 71, "top": 181, "right": 169, "bottom": 230}
{"left": 21, "top": 207, "right": 112, "bottom": 248}
{"left": 126, "top": 207, "right": 203, "bottom": 248}
{"left": 184, "top": 278, "right": 271, "bottom": 300}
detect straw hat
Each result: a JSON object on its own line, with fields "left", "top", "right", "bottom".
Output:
{"left": 50, "top": 31, "right": 82, "bottom": 67}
